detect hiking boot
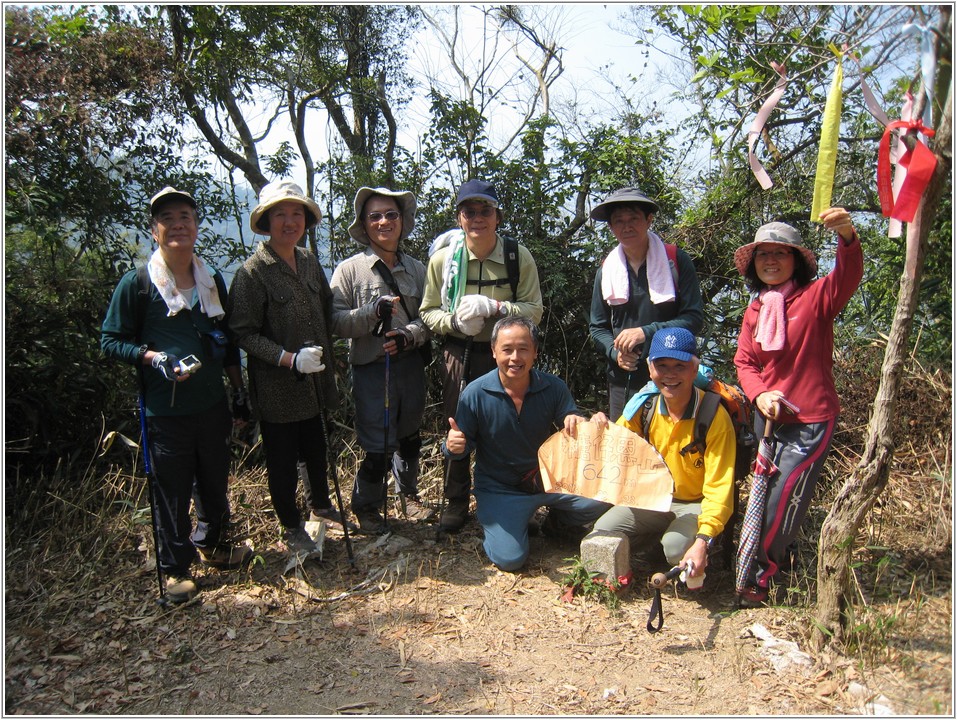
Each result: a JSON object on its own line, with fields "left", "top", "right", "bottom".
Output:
{"left": 198, "top": 544, "right": 253, "bottom": 570}
{"left": 541, "top": 509, "right": 590, "bottom": 543}
{"left": 165, "top": 574, "right": 197, "bottom": 604}
{"left": 283, "top": 526, "right": 319, "bottom": 554}
{"left": 399, "top": 494, "right": 435, "bottom": 521}
{"left": 309, "top": 507, "right": 360, "bottom": 533}
{"left": 354, "top": 507, "right": 388, "bottom": 535}
{"left": 439, "top": 498, "right": 469, "bottom": 533}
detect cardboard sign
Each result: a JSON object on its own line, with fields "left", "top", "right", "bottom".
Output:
{"left": 538, "top": 421, "right": 673, "bottom": 511}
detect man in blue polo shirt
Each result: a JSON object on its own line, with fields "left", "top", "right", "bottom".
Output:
{"left": 444, "top": 316, "right": 611, "bottom": 571}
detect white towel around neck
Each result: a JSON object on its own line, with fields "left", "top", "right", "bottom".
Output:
{"left": 147, "top": 249, "right": 225, "bottom": 319}
{"left": 601, "top": 231, "right": 676, "bottom": 306}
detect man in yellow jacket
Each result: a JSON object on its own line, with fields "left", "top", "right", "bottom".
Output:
{"left": 590, "top": 327, "right": 735, "bottom": 585}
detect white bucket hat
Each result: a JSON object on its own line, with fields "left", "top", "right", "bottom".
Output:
{"left": 250, "top": 180, "right": 321, "bottom": 234}
{"left": 348, "top": 187, "right": 416, "bottom": 245}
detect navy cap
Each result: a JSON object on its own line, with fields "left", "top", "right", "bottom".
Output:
{"left": 455, "top": 179, "right": 499, "bottom": 208}
{"left": 591, "top": 187, "right": 659, "bottom": 222}
{"left": 647, "top": 327, "right": 698, "bottom": 362}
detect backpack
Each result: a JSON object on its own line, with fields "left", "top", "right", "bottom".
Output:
{"left": 623, "top": 364, "right": 756, "bottom": 482}
{"left": 429, "top": 229, "right": 520, "bottom": 301}
{"left": 623, "top": 365, "right": 754, "bottom": 570}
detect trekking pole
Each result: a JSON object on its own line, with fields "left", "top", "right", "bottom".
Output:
{"left": 380, "top": 350, "right": 392, "bottom": 533}
{"left": 647, "top": 565, "right": 682, "bottom": 634}
{"left": 310, "top": 344, "right": 356, "bottom": 569}
{"left": 137, "top": 395, "right": 168, "bottom": 607}
{"left": 436, "top": 337, "right": 472, "bottom": 540}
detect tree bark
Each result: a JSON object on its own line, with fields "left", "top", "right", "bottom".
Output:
{"left": 811, "top": 12, "right": 952, "bottom": 649}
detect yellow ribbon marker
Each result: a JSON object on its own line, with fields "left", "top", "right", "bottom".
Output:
{"left": 810, "top": 45, "right": 844, "bottom": 223}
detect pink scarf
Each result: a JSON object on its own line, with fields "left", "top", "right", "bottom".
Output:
{"left": 755, "top": 280, "right": 795, "bottom": 351}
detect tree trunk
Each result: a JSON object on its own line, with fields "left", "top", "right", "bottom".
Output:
{"left": 811, "top": 23, "right": 952, "bottom": 649}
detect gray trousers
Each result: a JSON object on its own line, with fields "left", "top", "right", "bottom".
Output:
{"left": 351, "top": 352, "right": 426, "bottom": 511}
{"left": 593, "top": 500, "right": 702, "bottom": 566}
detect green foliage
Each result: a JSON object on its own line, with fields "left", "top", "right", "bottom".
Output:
{"left": 561, "top": 556, "right": 625, "bottom": 611}
{"left": 4, "top": 6, "right": 236, "bottom": 488}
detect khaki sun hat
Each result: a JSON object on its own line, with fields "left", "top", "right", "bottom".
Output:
{"left": 347, "top": 187, "right": 417, "bottom": 245}
{"left": 150, "top": 186, "right": 197, "bottom": 216}
{"left": 734, "top": 221, "right": 818, "bottom": 276}
{"left": 250, "top": 180, "right": 321, "bottom": 234}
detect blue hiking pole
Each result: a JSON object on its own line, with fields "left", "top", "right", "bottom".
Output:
{"left": 138, "top": 395, "right": 168, "bottom": 606}
{"left": 380, "top": 349, "right": 391, "bottom": 533}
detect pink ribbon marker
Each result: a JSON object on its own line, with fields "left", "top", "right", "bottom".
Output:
{"left": 747, "top": 61, "right": 788, "bottom": 190}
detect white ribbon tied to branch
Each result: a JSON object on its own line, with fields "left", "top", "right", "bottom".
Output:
{"left": 747, "top": 61, "right": 788, "bottom": 190}
{"left": 850, "top": 50, "right": 910, "bottom": 238}
{"left": 902, "top": 22, "right": 937, "bottom": 130}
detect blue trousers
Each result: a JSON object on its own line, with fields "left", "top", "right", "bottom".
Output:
{"left": 474, "top": 486, "right": 612, "bottom": 571}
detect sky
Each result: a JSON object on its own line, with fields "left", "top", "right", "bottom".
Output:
{"left": 226, "top": 3, "right": 695, "bottom": 196}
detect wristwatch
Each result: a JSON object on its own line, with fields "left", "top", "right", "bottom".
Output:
{"left": 695, "top": 533, "right": 714, "bottom": 548}
{"left": 136, "top": 344, "right": 149, "bottom": 364}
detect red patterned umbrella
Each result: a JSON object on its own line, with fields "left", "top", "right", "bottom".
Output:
{"left": 736, "top": 420, "right": 777, "bottom": 594}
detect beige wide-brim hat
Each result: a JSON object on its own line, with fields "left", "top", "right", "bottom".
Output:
{"left": 347, "top": 187, "right": 416, "bottom": 245}
{"left": 250, "top": 180, "right": 322, "bottom": 234}
{"left": 734, "top": 221, "right": 818, "bottom": 276}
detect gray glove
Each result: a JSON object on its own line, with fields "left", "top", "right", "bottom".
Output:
{"left": 456, "top": 294, "right": 502, "bottom": 321}
{"left": 451, "top": 311, "right": 484, "bottom": 337}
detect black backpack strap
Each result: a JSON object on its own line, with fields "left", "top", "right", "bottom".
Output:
{"left": 372, "top": 258, "right": 417, "bottom": 320}
{"left": 640, "top": 396, "right": 657, "bottom": 441}
{"left": 135, "top": 265, "right": 152, "bottom": 344}
{"left": 680, "top": 390, "right": 720, "bottom": 457}
{"left": 503, "top": 234, "right": 520, "bottom": 301}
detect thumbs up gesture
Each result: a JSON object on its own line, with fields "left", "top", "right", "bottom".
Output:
{"left": 446, "top": 417, "right": 466, "bottom": 455}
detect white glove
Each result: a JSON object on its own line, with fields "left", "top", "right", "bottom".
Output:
{"left": 451, "top": 311, "right": 485, "bottom": 337}
{"left": 294, "top": 346, "right": 325, "bottom": 374}
{"left": 456, "top": 294, "right": 501, "bottom": 321}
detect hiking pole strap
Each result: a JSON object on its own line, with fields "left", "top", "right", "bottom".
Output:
{"left": 646, "top": 565, "right": 682, "bottom": 634}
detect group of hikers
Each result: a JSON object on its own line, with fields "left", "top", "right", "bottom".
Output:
{"left": 102, "top": 178, "right": 863, "bottom": 607}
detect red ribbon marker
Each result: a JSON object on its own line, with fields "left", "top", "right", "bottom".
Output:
{"left": 877, "top": 119, "right": 937, "bottom": 223}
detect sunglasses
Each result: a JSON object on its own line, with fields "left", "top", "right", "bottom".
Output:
{"left": 459, "top": 206, "right": 497, "bottom": 219}
{"left": 366, "top": 210, "right": 401, "bottom": 223}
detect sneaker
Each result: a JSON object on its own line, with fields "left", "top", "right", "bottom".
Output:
{"left": 737, "top": 585, "right": 769, "bottom": 608}
{"left": 198, "top": 544, "right": 253, "bottom": 570}
{"left": 283, "top": 526, "right": 319, "bottom": 554}
{"left": 439, "top": 498, "right": 469, "bottom": 533}
{"left": 309, "top": 507, "right": 360, "bottom": 533}
{"left": 354, "top": 507, "right": 387, "bottom": 535}
{"left": 399, "top": 494, "right": 435, "bottom": 521}
{"left": 165, "top": 574, "right": 198, "bottom": 604}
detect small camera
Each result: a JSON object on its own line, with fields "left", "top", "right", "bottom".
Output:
{"left": 178, "top": 354, "right": 202, "bottom": 375}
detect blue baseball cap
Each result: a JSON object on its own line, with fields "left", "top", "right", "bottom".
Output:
{"left": 455, "top": 179, "right": 499, "bottom": 208}
{"left": 647, "top": 328, "right": 698, "bottom": 362}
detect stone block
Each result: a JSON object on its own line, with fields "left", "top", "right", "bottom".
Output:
{"left": 580, "top": 530, "right": 630, "bottom": 582}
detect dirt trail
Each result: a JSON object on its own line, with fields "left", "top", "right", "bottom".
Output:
{"left": 5, "top": 515, "right": 950, "bottom": 715}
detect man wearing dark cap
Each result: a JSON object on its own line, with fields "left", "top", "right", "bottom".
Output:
{"left": 102, "top": 187, "right": 252, "bottom": 604}
{"left": 590, "top": 327, "right": 735, "bottom": 588}
{"left": 588, "top": 187, "right": 704, "bottom": 419}
{"left": 420, "top": 179, "right": 544, "bottom": 533}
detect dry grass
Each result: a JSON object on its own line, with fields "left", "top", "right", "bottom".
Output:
{"left": 4, "top": 353, "right": 952, "bottom": 714}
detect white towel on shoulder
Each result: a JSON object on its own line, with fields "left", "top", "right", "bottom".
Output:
{"left": 147, "top": 250, "right": 225, "bottom": 319}
{"left": 601, "top": 231, "right": 676, "bottom": 306}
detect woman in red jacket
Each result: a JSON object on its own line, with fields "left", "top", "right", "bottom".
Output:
{"left": 733, "top": 207, "right": 863, "bottom": 606}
